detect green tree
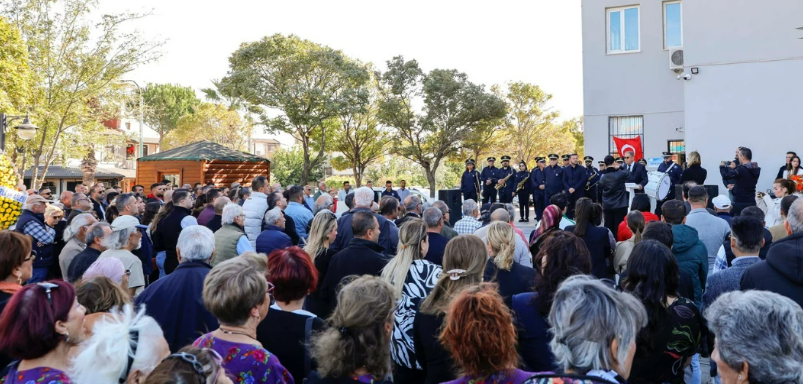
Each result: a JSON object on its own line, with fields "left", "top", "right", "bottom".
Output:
{"left": 163, "top": 103, "right": 250, "bottom": 151}
{"left": 221, "top": 34, "right": 370, "bottom": 185}
{"left": 500, "top": 82, "right": 562, "bottom": 165}
{"left": 270, "top": 146, "right": 324, "bottom": 188}
{"left": 142, "top": 83, "right": 201, "bottom": 147}
{"left": 0, "top": 16, "right": 30, "bottom": 116}
{"left": 377, "top": 57, "right": 507, "bottom": 197}
{"left": 562, "top": 117, "right": 585, "bottom": 158}
{"left": 2, "top": 0, "right": 162, "bottom": 189}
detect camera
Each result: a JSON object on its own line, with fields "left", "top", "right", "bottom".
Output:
{"left": 722, "top": 160, "right": 732, "bottom": 166}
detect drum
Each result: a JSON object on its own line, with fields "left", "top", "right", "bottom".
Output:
{"left": 645, "top": 171, "right": 671, "bottom": 201}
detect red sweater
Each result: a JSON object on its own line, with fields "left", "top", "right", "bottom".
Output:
{"left": 617, "top": 211, "right": 660, "bottom": 241}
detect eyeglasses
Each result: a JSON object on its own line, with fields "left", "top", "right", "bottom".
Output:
{"left": 37, "top": 282, "right": 59, "bottom": 308}
{"left": 119, "top": 329, "right": 140, "bottom": 383}
{"left": 165, "top": 349, "right": 223, "bottom": 384}
{"left": 624, "top": 156, "right": 632, "bottom": 159}
{"left": 52, "top": 215, "right": 63, "bottom": 220}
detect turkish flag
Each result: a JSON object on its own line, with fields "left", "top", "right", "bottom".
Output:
{"left": 613, "top": 136, "right": 644, "bottom": 161}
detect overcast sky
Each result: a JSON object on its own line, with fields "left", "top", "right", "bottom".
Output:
{"left": 101, "top": 0, "right": 583, "bottom": 144}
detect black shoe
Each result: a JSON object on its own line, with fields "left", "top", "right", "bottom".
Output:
{"left": 518, "top": 218, "right": 525, "bottom": 222}
{"left": 524, "top": 218, "right": 530, "bottom": 222}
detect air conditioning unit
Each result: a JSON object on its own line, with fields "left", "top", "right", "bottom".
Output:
{"left": 669, "top": 49, "right": 684, "bottom": 72}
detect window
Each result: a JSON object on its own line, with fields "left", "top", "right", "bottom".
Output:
{"left": 142, "top": 145, "right": 149, "bottom": 157}
{"left": 664, "top": 1, "right": 682, "bottom": 48}
{"left": 125, "top": 122, "right": 131, "bottom": 130}
{"left": 607, "top": 6, "right": 640, "bottom": 53}
{"left": 609, "top": 116, "right": 644, "bottom": 157}
{"left": 667, "top": 140, "right": 685, "bottom": 153}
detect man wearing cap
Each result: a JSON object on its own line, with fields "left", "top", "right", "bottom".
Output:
{"left": 15, "top": 195, "right": 58, "bottom": 283}
{"left": 544, "top": 154, "right": 564, "bottom": 214}
{"left": 480, "top": 157, "right": 500, "bottom": 204}
{"left": 562, "top": 153, "right": 587, "bottom": 219}
{"left": 561, "top": 154, "right": 571, "bottom": 168}
{"left": 498, "top": 156, "right": 516, "bottom": 204}
{"left": 514, "top": 160, "right": 532, "bottom": 222}
{"left": 117, "top": 193, "right": 154, "bottom": 285}
{"left": 529, "top": 157, "right": 547, "bottom": 222}
{"left": 461, "top": 159, "right": 480, "bottom": 202}
{"left": 99, "top": 215, "right": 147, "bottom": 296}
{"left": 657, "top": 152, "right": 684, "bottom": 216}
{"left": 584, "top": 156, "right": 601, "bottom": 204}
{"left": 712, "top": 195, "right": 734, "bottom": 226}
{"left": 623, "top": 150, "right": 648, "bottom": 195}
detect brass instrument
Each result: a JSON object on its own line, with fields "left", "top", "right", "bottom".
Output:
{"left": 495, "top": 170, "right": 514, "bottom": 190}
{"left": 585, "top": 168, "right": 599, "bottom": 191}
{"left": 516, "top": 175, "right": 530, "bottom": 192}
{"left": 474, "top": 172, "right": 481, "bottom": 197}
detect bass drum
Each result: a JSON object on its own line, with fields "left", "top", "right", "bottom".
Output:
{"left": 645, "top": 171, "right": 671, "bottom": 201}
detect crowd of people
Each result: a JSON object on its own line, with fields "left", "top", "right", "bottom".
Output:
{"left": 0, "top": 151, "right": 802, "bottom": 384}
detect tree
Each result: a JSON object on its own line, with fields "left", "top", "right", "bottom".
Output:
{"left": 142, "top": 83, "right": 200, "bottom": 147}
{"left": 2, "top": 0, "right": 162, "bottom": 189}
{"left": 221, "top": 34, "right": 370, "bottom": 185}
{"left": 563, "top": 117, "right": 585, "bottom": 158}
{"left": 163, "top": 103, "right": 250, "bottom": 151}
{"left": 377, "top": 56, "right": 507, "bottom": 197}
{"left": 0, "top": 16, "right": 30, "bottom": 117}
{"left": 270, "top": 146, "right": 324, "bottom": 188}
{"left": 498, "top": 82, "right": 563, "bottom": 165}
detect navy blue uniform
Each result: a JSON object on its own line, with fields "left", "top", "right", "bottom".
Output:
{"left": 461, "top": 169, "right": 480, "bottom": 202}
{"left": 586, "top": 166, "right": 601, "bottom": 203}
{"left": 498, "top": 166, "right": 516, "bottom": 204}
{"left": 544, "top": 165, "right": 564, "bottom": 209}
{"left": 655, "top": 160, "right": 683, "bottom": 216}
{"left": 480, "top": 166, "right": 500, "bottom": 204}
{"left": 530, "top": 167, "right": 547, "bottom": 221}
{"left": 514, "top": 170, "right": 531, "bottom": 220}
{"left": 562, "top": 164, "right": 587, "bottom": 219}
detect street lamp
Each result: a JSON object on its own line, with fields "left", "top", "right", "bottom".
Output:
{"left": 0, "top": 112, "right": 39, "bottom": 151}
{"left": 120, "top": 79, "right": 144, "bottom": 158}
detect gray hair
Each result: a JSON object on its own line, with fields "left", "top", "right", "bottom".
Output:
{"left": 462, "top": 199, "right": 478, "bottom": 216}
{"left": 64, "top": 213, "right": 95, "bottom": 242}
{"left": 786, "top": 198, "right": 803, "bottom": 234}
{"left": 422, "top": 207, "right": 443, "bottom": 228}
{"left": 505, "top": 204, "right": 515, "bottom": 222}
{"left": 222, "top": 203, "right": 243, "bottom": 225}
{"left": 354, "top": 187, "right": 374, "bottom": 207}
{"left": 115, "top": 193, "right": 136, "bottom": 212}
{"left": 404, "top": 195, "right": 421, "bottom": 212}
{"left": 431, "top": 200, "right": 449, "bottom": 216}
{"left": 490, "top": 208, "right": 510, "bottom": 223}
{"left": 705, "top": 290, "right": 803, "bottom": 383}
{"left": 177, "top": 225, "right": 215, "bottom": 262}
{"left": 103, "top": 227, "right": 137, "bottom": 250}
{"left": 264, "top": 207, "right": 283, "bottom": 226}
{"left": 313, "top": 194, "right": 334, "bottom": 215}
{"left": 86, "top": 222, "right": 111, "bottom": 245}
{"left": 549, "top": 275, "right": 648, "bottom": 373}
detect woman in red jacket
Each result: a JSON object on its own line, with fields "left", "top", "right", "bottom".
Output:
{"left": 618, "top": 194, "right": 659, "bottom": 242}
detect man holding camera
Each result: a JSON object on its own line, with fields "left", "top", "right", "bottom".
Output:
{"left": 720, "top": 147, "right": 761, "bottom": 216}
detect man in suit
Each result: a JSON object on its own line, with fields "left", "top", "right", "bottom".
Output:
{"left": 544, "top": 154, "right": 564, "bottom": 214}
{"left": 562, "top": 153, "right": 587, "bottom": 219}
{"left": 460, "top": 159, "right": 480, "bottom": 202}
{"left": 623, "top": 150, "right": 648, "bottom": 195}
{"left": 480, "top": 157, "right": 500, "bottom": 204}
{"left": 657, "top": 152, "right": 684, "bottom": 217}
{"left": 497, "top": 155, "right": 516, "bottom": 204}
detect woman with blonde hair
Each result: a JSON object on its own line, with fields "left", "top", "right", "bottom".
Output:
{"left": 614, "top": 210, "right": 646, "bottom": 274}
{"left": 483, "top": 221, "right": 536, "bottom": 306}
{"left": 307, "top": 276, "right": 396, "bottom": 384}
{"left": 681, "top": 150, "right": 707, "bottom": 185}
{"left": 305, "top": 210, "right": 338, "bottom": 317}
{"left": 413, "top": 235, "right": 488, "bottom": 384}
{"left": 380, "top": 218, "right": 442, "bottom": 383}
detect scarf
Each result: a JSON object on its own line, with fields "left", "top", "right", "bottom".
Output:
{"left": 0, "top": 281, "right": 23, "bottom": 295}
{"left": 534, "top": 205, "right": 561, "bottom": 239}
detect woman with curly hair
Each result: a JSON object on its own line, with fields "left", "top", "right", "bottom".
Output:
{"left": 483, "top": 221, "right": 536, "bottom": 306}
{"left": 441, "top": 283, "right": 535, "bottom": 384}
{"left": 308, "top": 275, "right": 395, "bottom": 384}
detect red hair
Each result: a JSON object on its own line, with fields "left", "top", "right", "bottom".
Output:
{"left": 0, "top": 280, "right": 76, "bottom": 359}
{"left": 267, "top": 246, "right": 318, "bottom": 302}
{"left": 439, "top": 283, "right": 518, "bottom": 377}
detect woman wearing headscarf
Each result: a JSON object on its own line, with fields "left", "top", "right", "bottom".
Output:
{"left": 529, "top": 205, "right": 562, "bottom": 255}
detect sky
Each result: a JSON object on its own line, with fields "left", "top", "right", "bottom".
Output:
{"left": 99, "top": 0, "right": 583, "bottom": 145}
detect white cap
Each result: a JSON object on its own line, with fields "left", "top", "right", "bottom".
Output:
{"left": 110, "top": 215, "right": 147, "bottom": 231}
{"left": 713, "top": 195, "right": 732, "bottom": 210}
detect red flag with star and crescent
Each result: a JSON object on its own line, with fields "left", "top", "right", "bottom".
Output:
{"left": 613, "top": 136, "right": 644, "bottom": 161}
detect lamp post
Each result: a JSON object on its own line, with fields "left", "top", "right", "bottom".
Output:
{"left": 0, "top": 112, "right": 38, "bottom": 152}
{"left": 121, "top": 79, "right": 144, "bottom": 158}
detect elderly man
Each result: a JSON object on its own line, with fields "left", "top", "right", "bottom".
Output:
{"left": 314, "top": 181, "right": 327, "bottom": 200}
{"left": 197, "top": 188, "right": 221, "bottom": 226}
{"left": 396, "top": 195, "right": 422, "bottom": 228}
{"left": 136, "top": 225, "right": 220, "bottom": 352}
{"left": 58, "top": 213, "right": 96, "bottom": 278}
{"left": 284, "top": 185, "right": 314, "bottom": 240}
{"left": 268, "top": 191, "right": 300, "bottom": 245}
{"left": 67, "top": 192, "right": 94, "bottom": 224}
{"left": 454, "top": 199, "right": 482, "bottom": 235}
{"left": 67, "top": 222, "right": 111, "bottom": 282}
{"left": 14, "top": 195, "right": 58, "bottom": 283}
{"left": 204, "top": 196, "right": 230, "bottom": 233}
{"left": 424, "top": 207, "right": 449, "bottom": 266}
{"left": 313, "top": 194, "right": 334, "bottom": 216}
{"left": 303, "top": 185, "right": 316, "bottom": 211}
{"left": 74, "top": 183, "right": 88, "bottom": 195}
{"left": 256, "top": 207, "right": 292, "bottom": 256}
{"left": 331, "top": 186, "right": 396, "bottom": 255}
{"left": 242, "top": 176, "right": 271, "bottom": 247}
{"left": 117, "top": 193, "right": 154, "bottom": 284}
{"left": 59, "top": 190, "right": 74, "bottom": 217}
{"left": 431, "top": 200, "right": 458, "bottom": 239}
{"left": 99, "top": 215, "right": 147, "bottom": 296}
{"left": 474, "top": 208, "right": 533, "bottom": 268}
{"left": 212, "top": 203, "right": 252, "bottom": 265}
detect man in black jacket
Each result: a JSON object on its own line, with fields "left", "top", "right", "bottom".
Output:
{"left": 600, "top": 155, "right": 631, "bottom": 239}
{"left": 776, "top": 151, "right": 797, "bottom": 180}
{"left": 320, "top": 211, "right": 389, "bottom": 318}
{"left": 153, "top": 190, "right": 196, "bottom": 275}
{"left": 622, "top": 150, "right": 648, "bottom": 194}
{"left": 719, "top": 147, "right": 761, "bottom": 216}
{"left": 331, "top": 187, "right": 397, "bottom": 255}
{"left": 741, "top": 198, "right": 803, "bottom": 308}
{"left": 395, "top": 194, "right": 422, "bottom": 228}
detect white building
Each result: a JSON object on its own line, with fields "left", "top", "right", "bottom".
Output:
{"left": 582, "top": 0, "right": 803, "bottom": 192}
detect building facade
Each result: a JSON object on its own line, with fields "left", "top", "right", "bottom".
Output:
{"left": 582, "top": 0, "right": 803, "bottom": 192}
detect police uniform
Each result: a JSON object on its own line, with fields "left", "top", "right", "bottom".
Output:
{"left": 498, "top": 155, "right": 516, "bottom": 204}
{"left": 544, "top": 154, "right": 564, "bottom": 211}
{"left": 584, "top": 156, "right": 601, "bottom": 204}
{"left": 530, "top": 157, "right": 547, "bottom": 221}
{"left": 461, "top": 159, "right": 480, "bottom": 202}
{"left": 514, "top": 160, "right": 532, "bottom": 222}
{"left": 480, "top": 157, "right": 500, "bottom": 204}
{"left": 656, "top": 151, "right": 683, "bottom": 216}
{"left": 562, "top": 153, "right": 587, "bottom": 219}
{"left": 561, "top": 154, "right": 571, "bottom": 168}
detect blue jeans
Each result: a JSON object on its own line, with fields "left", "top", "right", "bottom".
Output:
{"left": 156, "top": 251, "right": 166, "bottom": 279}
{"left": 27, "top": 267, "right": 49, "bottom": 284}
{"left": 684, "top": 354, "right": 701, "bottom": 384}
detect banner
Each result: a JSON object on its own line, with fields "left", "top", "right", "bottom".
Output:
{"left": 612, "top": 136, "right": 644, "bottom": 161}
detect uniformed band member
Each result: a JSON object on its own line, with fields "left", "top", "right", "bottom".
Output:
{"left": 480, "top": 157, "right": 500, "bottom": 204}
{"left": 656, "top": 151, "right": 683, "bottom": 216}
{"left": 562, "top": 153, "right": 587, "bottom": 219}
{"left": 585, "top": 156, "right": 601, "bottom": 204}
{"left": 514, "top": 160, "right": 532, "bottom": 222}
{"left": 461, "top": 158, "right": 480, "bottom": 202}
{"left": 544, "top": 154, "right": 564, "bottom": 214}
{"left": 497, "top": 155, "right": 516, "bottom": 204}
{"left": 531, "top": 157, "right": 547, "bottom": 221}
{"left": 561, "top": 154, "right": 571, "bottom": 168}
